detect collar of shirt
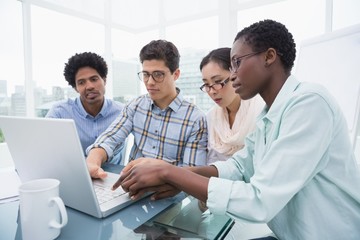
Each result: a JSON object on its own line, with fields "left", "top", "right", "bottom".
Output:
{"left": 256, "top": 75, "right": 301, "bottom": 142}
{"left": 258, "top": 75, "right": 300, "bottom": 123}
{"left": 149, "top": 87, "right": 184, "bottom": 113}
{"left": 75, "top": 96, "right": 107, "bottom": 119}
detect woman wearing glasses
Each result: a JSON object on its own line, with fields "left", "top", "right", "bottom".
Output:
{"left": 199, "top": 47, "right": 263, "bottom": 164}
{"left": 199, "top": 48, "right": 269, "bottom": 238}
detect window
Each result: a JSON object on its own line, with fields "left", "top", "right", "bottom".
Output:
{"left": 237, "top": 0, "right": 326, "bottom": 68}
{"left": 1, "top": 0, "right": 360, "bottom": 117}
{"left": 0, "top": 0, "right": 24, "bottom": 116}
{"left": 333, "top": 0, "right": 360, "bottom": 30}
{"left": 31, "top": 5, "right": 105, "bottom": 116}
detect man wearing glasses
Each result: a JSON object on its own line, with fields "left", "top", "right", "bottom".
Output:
{"left": 87, "top": 40, "right": 208, "bottom": 179}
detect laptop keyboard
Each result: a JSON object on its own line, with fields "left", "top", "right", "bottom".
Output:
{"left": 94, "top": 184, "right": 126, "bottom": 204}
{"left": 92, "top": 172, "right": 127, "bottom": 205}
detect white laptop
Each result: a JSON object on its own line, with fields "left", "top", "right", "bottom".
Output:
{"left": 0, "top": 116, "right": 142, "bottom": 218}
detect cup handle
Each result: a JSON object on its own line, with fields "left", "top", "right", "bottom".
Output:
{"left": 48, "top": 197, "right": 68, "bottom": 229}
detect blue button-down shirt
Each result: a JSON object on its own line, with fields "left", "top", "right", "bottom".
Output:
{"left": 208, "top": 76, "right": 360, "bottom": 239}
{"left": 87, "top": 89, "right": 208, "bottom": 166}
{"left": 46, "top": 97, "right": 124, "bottom": 164}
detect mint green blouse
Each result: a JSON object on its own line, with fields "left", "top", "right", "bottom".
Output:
{"left": 208, "top": 76, "right": 360, "bottom": 239}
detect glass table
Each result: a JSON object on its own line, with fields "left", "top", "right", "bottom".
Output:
{"left": 0, "top": 163, "right": 234, "bottom": 240}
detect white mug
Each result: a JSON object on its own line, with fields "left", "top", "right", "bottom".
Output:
{"left": 19, "top": 178, "right": 68, "bottom": 240}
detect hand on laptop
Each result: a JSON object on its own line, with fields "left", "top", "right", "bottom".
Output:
{"left": 88, "top": 162, "right": 108, "bottom": 179}
{"left": 112, "top": 158, "right": 179, "bottom": 200}
{"left": 86, "top": 148, "right": 108, "bottom": 179}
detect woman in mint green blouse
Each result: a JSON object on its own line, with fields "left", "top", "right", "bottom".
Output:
{"left": 113, "top": 20, "right": 360, "bottom": 239}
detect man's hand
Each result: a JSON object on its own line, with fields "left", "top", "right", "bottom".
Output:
{"left": 86, "top": 148, "right": 108, "bottom": 179}
{"left": 87, "top": 161, "right": 107, "bottom": 179}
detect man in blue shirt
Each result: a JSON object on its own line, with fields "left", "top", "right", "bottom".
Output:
{"left": 87, "top": 40, "right": 208, "bottom": 178}
{"left": 114, "top": 20, "right": 360, "bottom": 239}
{"left": 46, "top": 52, "right": 124, "bottom": 164}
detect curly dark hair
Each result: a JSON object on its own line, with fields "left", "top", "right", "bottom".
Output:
{"left": 63, "top": 52, "right": 108, "bottom": 88}
{"left": 199, "top": 47, "right": 231, "bottom": 71}
{"left": 234, "top": 19, "right": 296, "bottom": 74}
{"left": 139, "top": 40, "right": 180, "bottom": 73}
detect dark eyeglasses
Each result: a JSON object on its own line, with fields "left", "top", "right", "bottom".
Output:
{"left": 137, "top": 71, "right": 168, "bottom": 83}
{"left": 229, "top": 51, "right": 264, "bottom": 73}
{"left": 200, "top": 78, "right": 230, "bottom": 93}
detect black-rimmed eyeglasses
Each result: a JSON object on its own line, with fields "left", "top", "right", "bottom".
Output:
{"left": 200, "top": 78, "right": 230, "bottom": 93}
{"left": 137, "top": 71, "right": 168, "bottom": 83}
{"left": 229, "top": 51, "right": 264, "bottom": 73}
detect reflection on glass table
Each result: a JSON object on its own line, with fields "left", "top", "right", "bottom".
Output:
{"left": 129, "top": 195, "right": 234, "bottom": 240}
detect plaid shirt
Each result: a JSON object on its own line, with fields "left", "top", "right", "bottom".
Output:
{"left": 88, "top": 90, "right": 208, "bottom": 166}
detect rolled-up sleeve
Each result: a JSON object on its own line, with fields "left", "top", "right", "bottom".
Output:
{"left": 206, "top": 133, "right": 256, "bottom": 218}
{"left": 207, "top": 177, "right": 233, "bottom": 215}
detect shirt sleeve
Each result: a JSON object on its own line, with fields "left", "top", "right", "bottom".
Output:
{"left": 86, "top": 102, "right": 133, "bottom": 159}
{"left": 45, "top": 104, "right": 62, "bottom": 118}
{"left": 182, "top": 114, "right": 208, "bottom": 166}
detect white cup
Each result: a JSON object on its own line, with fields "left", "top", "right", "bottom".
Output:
{"left": 19, "top": 178, "right": 68, "bottom": 240}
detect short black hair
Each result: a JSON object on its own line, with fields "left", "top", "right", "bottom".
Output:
{"left": 234, "top": 19, "right": 296, "bottom": 74}
{"left": 63, "top": 52, "right": 108, "bottom": 88}
{"left": 199, "top": 47, "right": 231, "bottom": 71}
{"left": 139, "top": 40, "right": 180, "bottom": 73}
